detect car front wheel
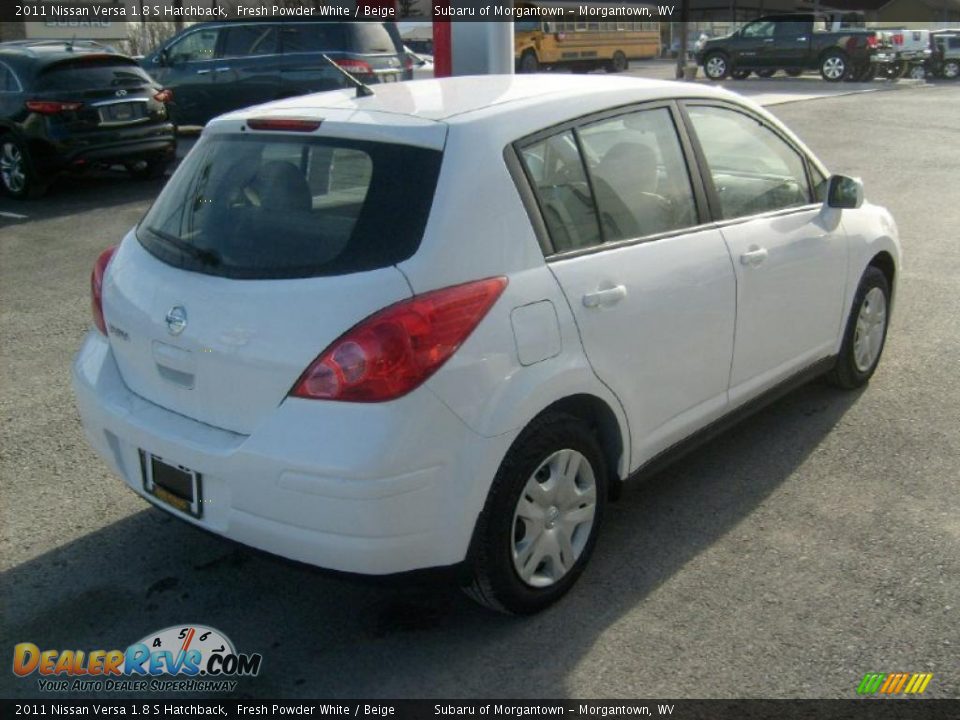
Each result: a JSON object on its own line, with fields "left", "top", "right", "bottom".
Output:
{"left": 0, "top": 137, "right": 45, "bottom": 200}
{"left": 942, "top": 60, "right": 960, "bottom": 79}
{"left": 464, "top": 412, "right": 607, "bottom": 614}
{"left": 820, "top": 52, "right": 848, "bottom": 82}
{"left": 703, "top": 52, "right": 730, "bottom": 80}
{"left": 828, "top": 266, "right": 891, "bottom": 389}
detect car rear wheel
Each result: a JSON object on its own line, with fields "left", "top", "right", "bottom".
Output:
{"left": 908, "top": 64, "right": 927, "bottom": 80}
{"left": 820, "top": 52, "right": 848, "bottom": 82}
{"left": 942, "top": 60, "right": 960, "bottom": 79}
{"left": 703, "top": 52, "right": 730, "bottom": 80}
{"left": 126, "top": 158, "right": 171, "bottom": 181}
{"left": 827, "top": 267, "right": 890, "bottom": 389}
{"left": 756, "top": 68, "right": 777, "bottom": 78}
{"left": 607, "top": 51, "right": 628, "bottom": 73}
{"left": 0, "top": 137, "right": 45, "bottom": 200}
{"left": 464, "top": 412, "right": 607, "bottom": 614}
{"left": 519, "top": 50, "right": 539, "bottom": 74}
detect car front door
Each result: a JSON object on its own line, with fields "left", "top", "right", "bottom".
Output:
{"left": 151, "top": 25, "right": 222, "bottom": 125}
{"left": 732, "top": 19, "right": 777, "bottom": 68}
{"left": 683, "top": 103, "right": 849, "bottom": 406}
{"left": 518, "top": 105, "right": 738, "bottom": 468}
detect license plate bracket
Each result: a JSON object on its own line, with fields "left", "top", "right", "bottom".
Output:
{"left": 140, "top": 450, "right": 202, "bottom": 518}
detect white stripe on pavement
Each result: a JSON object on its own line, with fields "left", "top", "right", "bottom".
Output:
{"left": 0, "top": 211, "right": 28, "bottom": 219}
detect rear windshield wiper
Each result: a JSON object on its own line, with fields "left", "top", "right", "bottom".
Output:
{"left": 144, "top": 226, "right": 221, "bottom": 267}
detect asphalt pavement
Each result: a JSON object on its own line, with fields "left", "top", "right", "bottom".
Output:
{"left": 1, "top": 80, "right": 958, "bottom": 700}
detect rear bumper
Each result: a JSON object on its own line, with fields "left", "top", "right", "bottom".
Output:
{"left": 30, "top": 123, "right": 176, "bottom": 176}
{"left": 72, "top": 331, "right": 513, "bottom": 575}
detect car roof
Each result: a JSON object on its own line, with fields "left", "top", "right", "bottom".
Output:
{"left": 217, "top": 74, "right": 737, "bottom": 126}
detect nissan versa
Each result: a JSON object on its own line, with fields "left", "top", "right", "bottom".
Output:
{"left": 72, "top": 76, "right": 900, "bottom": 614}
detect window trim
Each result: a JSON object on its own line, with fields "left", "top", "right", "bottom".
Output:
{"left": 677, "top": 99, "right": 828, "bottom": 227}
{"left": 510, "top": 99, "right": 714, "bottom": 261}
{"left": 0, "top": 61, "right": 23, "bottom": 93}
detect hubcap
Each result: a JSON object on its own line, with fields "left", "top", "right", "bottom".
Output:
{"left": 853, "top": 287, "right": 887, "bottom": 372}
{"left": 1, "top": 141, "right": 26, "bottom": 194}
{"left": 706, "top": 56, "right": 726, "bottom": 78}
{"left": 910, "top": 66, "right": 925, "bottom": 80}
{"left": 824, "top": 57, "right": 845, "bottom": 79}
{"left": 945, "top": 62, "right": 959, "bottom": 79}
{"left": 511, "top": 449, "right": 597, "bottom": 588}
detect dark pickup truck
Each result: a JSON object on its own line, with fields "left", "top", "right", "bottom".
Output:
{"left": 697, "top": 15, "right": 880, "bottom": 82}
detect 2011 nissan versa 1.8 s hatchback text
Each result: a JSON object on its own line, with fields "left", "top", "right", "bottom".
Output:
{"left": 73, "top": 75, "right": 900, "bottom": 614}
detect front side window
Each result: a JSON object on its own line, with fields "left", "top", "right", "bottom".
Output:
{"left": 687, "top": 105, "right": 812, "bottom": 219}
{"left": 578, "top": 107, "right": 698, "bottom": 242}
{"left": 741, "top": 21, "right": 776, "bottom": 39}
{"left": 167, "top": 28, "right": 220, "bottom": 64}
{"left": 137, "top": 134, "right": 442, "bottom": 279}
{"left": 520, "top": 130, "right": 601, "bottom": 253}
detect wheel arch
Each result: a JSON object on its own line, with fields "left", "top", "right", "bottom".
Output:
{"left": 868, "top": 250, "right": 897, "bottom": 308}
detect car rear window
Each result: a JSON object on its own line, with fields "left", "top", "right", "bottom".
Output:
{"left": 36, "top": 59, "right": 153, "bottom": 91}
{"left": 137, "top": 134, "right": 442, "bottom": 279}
{"left": 352, "top": 24, "right": 399, "bottom": 53}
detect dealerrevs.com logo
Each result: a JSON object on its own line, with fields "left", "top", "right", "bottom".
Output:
{"left": 12, "top": 624, "right": 262, "bottom": 693}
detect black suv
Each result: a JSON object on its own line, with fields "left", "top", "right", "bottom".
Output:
{"left": 0, "top": 40, "right": 176, "bottom": 199}
{"left": 141, "top": 21, "right": 411, "bottom": 127}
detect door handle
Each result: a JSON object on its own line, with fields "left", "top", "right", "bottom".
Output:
{"left": 797, "top": 36, "right": 808, "bottom": 42}
{"left": 582, "top": 285, "right": 627, "bottom": 309}
{"left": 740, "top": 246, "right": 769, "bottom": 267}
{"left": 215, "top": 67, "right": 232, "bottom": 73}
{"left": 764, "top": 38, "right": 776, "bottom": 43}
{"left": 195, "top": 69, "right": 212, "bottom": 75}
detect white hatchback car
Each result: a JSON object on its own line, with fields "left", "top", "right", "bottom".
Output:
{"left": 73, "top": 75, "right": 900, "bottom": 614}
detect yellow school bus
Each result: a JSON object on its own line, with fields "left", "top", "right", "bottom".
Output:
{"left": 514, "top": 3, "right": 661, "bottom": 73}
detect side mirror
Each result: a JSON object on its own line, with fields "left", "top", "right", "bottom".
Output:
{"left": 827, "top": 174, "right": 864, "bottom": 209}
{"left": 157, "top": 47, "right": 171, "bottom": 67}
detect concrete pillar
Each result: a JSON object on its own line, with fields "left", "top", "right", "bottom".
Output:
{"left": 451, "top": 22, "right": 514, "bottom": 75}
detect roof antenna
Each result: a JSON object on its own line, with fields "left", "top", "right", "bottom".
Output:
{"left": 321, "top": 54, "right": 374, "bottom": 98}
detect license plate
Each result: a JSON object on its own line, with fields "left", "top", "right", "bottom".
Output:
{"left": 140, "top": 450, "right": 202, "bottom": 518}
{"left": 99, "top": 102, "right": 140, "bottom": 124}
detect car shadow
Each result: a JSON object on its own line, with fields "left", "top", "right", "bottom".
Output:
{"left": 0, "top": 381, "right": 862, "bottom": 699}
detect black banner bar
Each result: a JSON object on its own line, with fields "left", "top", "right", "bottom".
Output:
{"left": 3, "top": 1, "right": 960, "bottom": 23}
{"left": 2, "top": 700, "right": 960, "bottom": 719}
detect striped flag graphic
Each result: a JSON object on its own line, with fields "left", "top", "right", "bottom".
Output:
{"left": 858, "top": 672, "right": 933, "bottom": 695}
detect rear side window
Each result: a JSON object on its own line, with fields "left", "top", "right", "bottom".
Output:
{"left": 137, "top": 134, "right": 442, "bottom": 279}
{"left": 280, "top": 24, "right": 348, "bottom": 53}
{"left": 36, "top": 60, "right": 153, "bottom": 91}
{"left": 352, "top": 24, "right": 399, "bottom": 53}
{"left": 220, "top": 25, "right": 279, "bottom": 58}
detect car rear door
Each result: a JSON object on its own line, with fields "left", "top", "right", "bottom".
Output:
{"left": 682, "top": 102, "right": 849, "bottom": 407}
{"left": 209, "top": 24, "right": 282, "bottom": 117}
{"left": 518, "top": 104, "right": 737, "bottom": 467}
{"left": 773, "top": 19, "right": 814, "bottom": 67}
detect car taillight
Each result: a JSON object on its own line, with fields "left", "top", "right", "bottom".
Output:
{"left": 867, "top": 34, "right": 879, "bottom": 48}
{"left": 291, "top": 277, "right": 508, "bottom": 402}
{"left": 334, "top": 58, "right": 374, "bottom": 75}
{"left": 153, "top": 89, "right": 173, "bottom": 103}
{"left": 893, "top": 33, "right": 904, "bottom": 46}
{"left": 26, "top": 100, "right": 83, "bottom": 115}
{"left": 91, "top": 246, "right": 118, "bottom": 336}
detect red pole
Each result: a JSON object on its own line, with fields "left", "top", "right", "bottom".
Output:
{"left": 433, "top": 6, "right": 452, "bottom": 78}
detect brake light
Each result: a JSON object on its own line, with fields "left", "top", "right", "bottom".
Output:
{"left": 26, "top": 100, "right": 83, "bottom": 115}
{"left": 153, "top": 89, "right": 173, "bottom": 103}
{"left": 893, "top": 33, "right": 904, "bottom": 46}
{"left": 291, "top": 277, "right": 508, "bottom": 402}
{"left": 334, "top": 58, "right": 374, "bottom": 75}
{"left": 246, "top": 118, "right": 322, "bottom": 132}
{"left": 91, "top": 246, "right": 118, "bottom": 336}
{"left": 867, "top": 34, "right": 879, "bottom": 48}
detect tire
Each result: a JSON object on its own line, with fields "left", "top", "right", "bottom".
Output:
{"left": 518, "top": 50, "right": 539, "bottom": 74}
{"left": 827, "top": 267, "right": 891, "bottom": 390}
{"left": 703, "top": 52, "right": 730, "bottom": 80}
{"left": 0, "top": 136, "right": 46, "bottom": 200}
{"left": 820, "top": 51, "right": 848, "bottom": 82}
{"left": 607, "top": 50, "right": 628, "bottom": 73}
{"left": 463, "top": 412, "right": 608, "bottom": 615}
{"left": 731, "top": 69, "right": 751, "bottom": 80}
{"left": 908, "top": 64, "right": 926, "bottom": 80}
{"left": 756, "top": 68, "right": 777, "bottom": 78}
{"left": 126, "top": 158, "right": 170, "bottom": 181}
{"left": 785, "top": 68, "right": 803, "bottom": 77}
{"left": 943, "top": 60, "right": 960, "bottom": 79}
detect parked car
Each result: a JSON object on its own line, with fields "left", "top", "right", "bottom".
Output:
{"left": 141, "top": 21, "right": 411, "bottom": 126}
{"left": 929, "top": 29, "right": 960, "bottom": 79}
{"left": 697, "top": 13, "right": 880, "bottom": 82}
{"left": 0, "top": 40, "right": 176, "bottom": 199}
{"left": 73, "top": 75, "right": 900, "bottom": 614}
{"left": 874, "top": 28, "right": 932, "bottom": 79}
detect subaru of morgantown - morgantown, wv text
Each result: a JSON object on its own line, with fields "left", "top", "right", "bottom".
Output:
{"left": 72, "top": 75, "right": 900, "bottom": 614}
